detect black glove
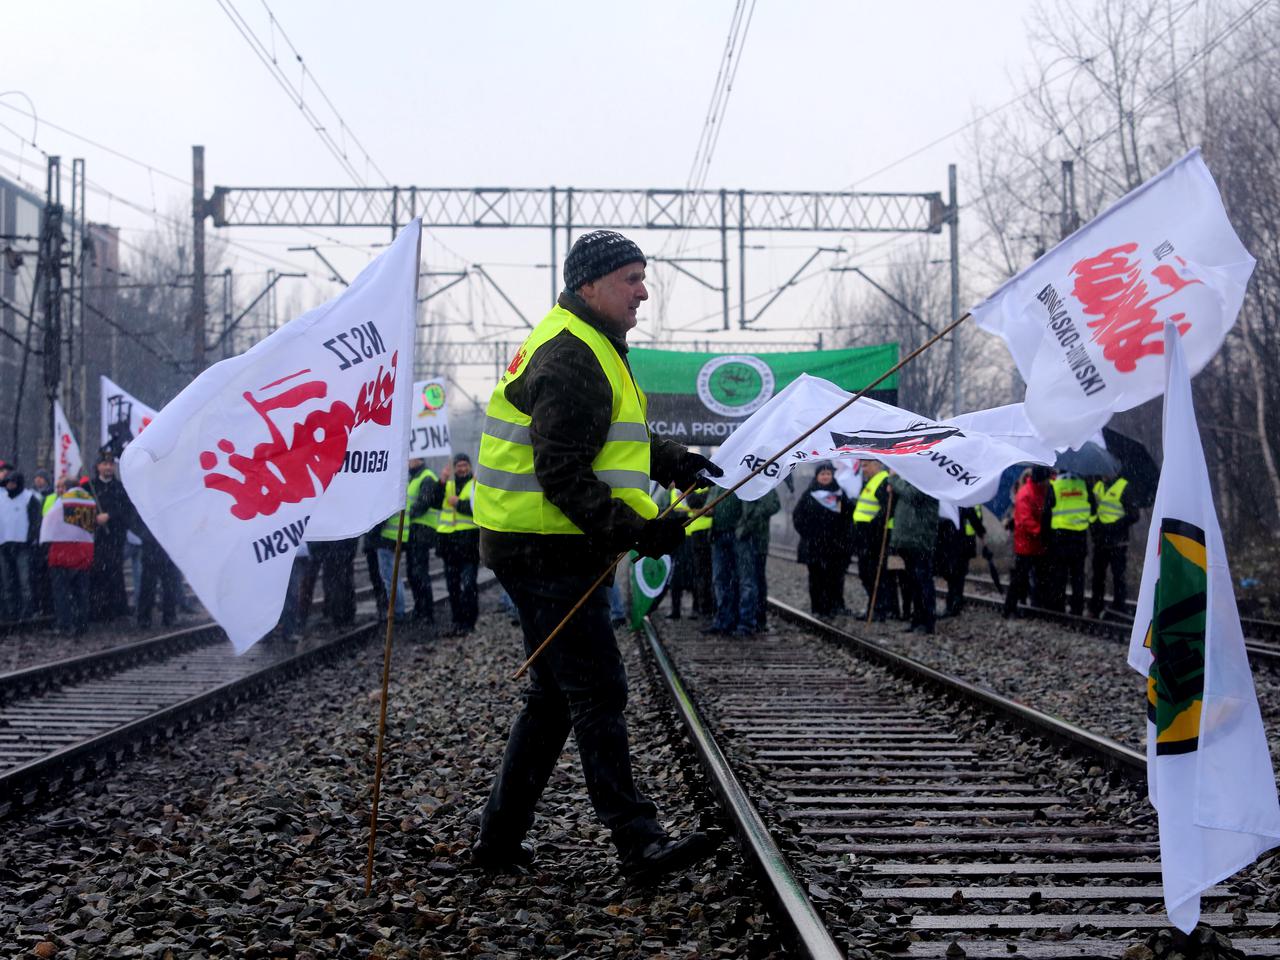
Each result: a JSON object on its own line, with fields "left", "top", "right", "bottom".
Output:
{"left": 671, "top": 451, "right": 724, "bottom": 491}
{"left": 634, "top": 514, "right": 687, "bottom": 559}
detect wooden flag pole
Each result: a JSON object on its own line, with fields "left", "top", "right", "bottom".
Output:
{"left": 512, "top": 310, "right": 971, "bottom": 681}
{"left": 511, "top": 484, "right": 696, "bottom": 681}
{"left": 364, "top": 509, "right": 406, "bottom": 894}
{"left": 866, "top": 483, "right": 895, "bottom": 624}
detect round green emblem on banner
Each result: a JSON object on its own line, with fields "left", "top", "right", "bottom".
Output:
{"left": 696, "top": 355, "right": 775, "bottom": 418}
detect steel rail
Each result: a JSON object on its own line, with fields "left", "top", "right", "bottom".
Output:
{"left": 0, "top": 573, "right": 494, "bottom": 817}
{"left": 0, "top": 620, "right": 378, "bottom": 815}
{"left": 0, "top": 622, "right": 224, "bottom": 704}
{"left": 640, "top": 618, "right": 846, "bottom": 960}
{"left": 767, "top": 597, "right": 1145, "bottom": 774}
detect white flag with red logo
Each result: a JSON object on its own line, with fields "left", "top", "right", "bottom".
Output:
{"left": 972, "top": 148, "right": 1255, "bottom": 449}
{"left": 53, "top": 400, "right": 83, "bottom": 483}
{"left": 100, "top": 375, "right": 158, "bottom": 452}
{"left": 121, "top": 220, "right": 421, "bottom": 651}
{"left": 709, "top": 374, "right": 1052, "bottom": 505}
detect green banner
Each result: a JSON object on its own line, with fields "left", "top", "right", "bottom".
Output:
{"left": 629, "top": 343, "right": 899, "bottom": 445}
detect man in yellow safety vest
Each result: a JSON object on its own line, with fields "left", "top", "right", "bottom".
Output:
{"left": 1089, "top": 470, "right": 1140, "bottom": 618}
{"left": 436, "top": 452, "right": 479, "bottom": 636}
{"left": 471, "top": 230, "right": 722, "bottom": 884}
{"left": 1043, "top": 470, "right": 1095, "bottom": 615}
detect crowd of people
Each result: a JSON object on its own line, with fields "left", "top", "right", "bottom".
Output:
{"left": 0, "top": 447, "right": 487, "bottom": 641}
{"left": 0, "top": 453, "right": 184, "bottom": 636}
{"left": 656, "top": 457, "right": 1141, "bottom": 637}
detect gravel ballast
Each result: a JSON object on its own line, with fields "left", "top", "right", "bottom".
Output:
{"left": 0, "top": 596, "right": 784, "bottom": 959}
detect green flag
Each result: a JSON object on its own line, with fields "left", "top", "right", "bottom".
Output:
{"left": 629, "top": 343, "right": 898, "bottom": 446}
{"left": 628, "top": 550, "right": 674, "bottom": 629}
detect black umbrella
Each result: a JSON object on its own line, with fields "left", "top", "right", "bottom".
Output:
{"left": 1054, "top": 441, "right": 1120, "bottom": 477}
{"left": 1101, "top": 426, "right": 1159, "bottom": 507}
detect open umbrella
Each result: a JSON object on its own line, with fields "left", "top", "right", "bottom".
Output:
{"left": 1101, "top": 427, "right": 1159, "bottom": 507}
{"left": 1054, "top": 441, "right": 1121, "bottom": 477}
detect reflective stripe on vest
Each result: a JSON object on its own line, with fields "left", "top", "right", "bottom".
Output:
{"left": 1050, "top": 476, "right": 1091, "bottom": 531}
{"left": 853, "top": 471, "right": 888, "bottom": 524}
{"left": 383, "top": 468, "right": 439, "bottom": 542}
{"left": 474, "top": 305, "right": 657, "bottom": 534}
{"left": 964, "top": 503, "right": 982, "bottom": 537}
{"left": 674, "top": 486, "right": 713, "bottom": 535}
{"left": 1092, "top": 477, "right": 1128, "bottom": 524}
{"left": 407, "top": 468, "right": 441, "bottom": 530}
{"left": 437, "top": 477, "right": 478, "bottom": 535}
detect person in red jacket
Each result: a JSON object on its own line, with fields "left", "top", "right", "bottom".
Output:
{"left": 40, "top": 478, "right": 104, "bottom": 636}
{"left": 1003, "top": 465, "right": 1052, "bottom": 618}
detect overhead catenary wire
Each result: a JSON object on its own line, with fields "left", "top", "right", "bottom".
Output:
{"left": 213, "top": 0, "right": 389, "bottom": 189}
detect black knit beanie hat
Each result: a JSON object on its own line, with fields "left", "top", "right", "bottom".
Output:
{"left": 563, "top": 231, "right": 646, "bottom": 292}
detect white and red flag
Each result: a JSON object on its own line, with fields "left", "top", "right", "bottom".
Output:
{"left": 53, "top": 400, "right": 83, "bottom": 483}
{"left": 1127, "top": 323, "right": 1280, "bottom": 933}
{"left": 121, "top": 219, "right": 421, "bottom": 652}
{"left": 100, "top": 375, "right": 158, "bottom": 452}
{"left": 972, "top": 148, "right": 1255, "bottom": 450}
{"left": 709, "top": 374, "right": 1052, "bottom": 506}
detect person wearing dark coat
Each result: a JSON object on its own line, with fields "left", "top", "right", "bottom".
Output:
{"left": 131, "top": 512, "right": 182, "bottom": 628}
{"left": 473, "top": 230, "right": 722, "bottom": 883}
{"left": 0, "top": 471, "right": 42, "bottom": 620}
{"left": 89, "top": 455, "right": 133, "bottom": 621}
{"left": 792, "top": 461, "right": 853, "bottom": 618}
{"left": 888, "top": 473, "right": 939, "bottom": 634}
{"left": 436, "top": 452, "right": 480, "bottom": 636}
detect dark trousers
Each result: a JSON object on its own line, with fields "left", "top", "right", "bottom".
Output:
{"left": 0, "top": 542, "right": 33, "bottom": 620}
{"left": 1045, "top": 544, "right": 1087, "bottom": 615}
{"left": 944, "top": 555, "right": 969, "bottom": 615}
{"left": 1004, "top": 554, "right": 1045, "bottom": 615}
{"left": 480, "top": 565, "right": 663, "bottom": 856}
{"left": 136, "top": 541, "right": 181, "bottom": 626}
{"left": 898, "top": 547, "right": 936, "bottom": 631}
{"left": 315, "top": 538, "right": 358, "bottom": 626}
{"left": 1090, "top": 543, "right": 1129, "bottom": 615}
{"left": 50, "top": 566, "right": 89, "bottom": 634}
{"left": 444, "top": 558, "right": 478, "bottom": 630}
{"left": 31, "top": 545, "right": 52, "bottom": 616}
{"left": 281, "top": 555, "right": 311, "bottom": 638}
{"left": 89, "top": 539, "right": 128, "bottom": 621}
{"left": 856, "top": 545, "right": 897, "bottom": 619}
{"left": 807, "top": 556, "right": 846, "bottom": 616}
{"left": 363, "top": 536, "right": 386, "bottom": 613}
{"left": 710, "top": 534, "right": 760, "bottom": 633}
{"left": 407, "top": 533, "right": 435, "bottom": 621}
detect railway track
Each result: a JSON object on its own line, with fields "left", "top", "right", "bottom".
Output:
{"left": 769, "top": 545, "right": 1280, "bottom": 666}
{"left": 642, "top": 598, "right": 1280, "bottom": 958}
{"left": 0, "top": 570, "right": 492, "bottom": 817}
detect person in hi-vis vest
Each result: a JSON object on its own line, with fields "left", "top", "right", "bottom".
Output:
{"left": 435, "top": 452, "right": 479, "bottom": 637}
{"left": 471, "top": 230, "right": 722, "bottom": 884}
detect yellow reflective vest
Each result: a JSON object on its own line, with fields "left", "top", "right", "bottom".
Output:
{"left": 1049, "top": 475, "right": 1091, "bottom": 532}
{"left": 474, "top": 305, "right": 657, "bottom": 534}
{"left": 407, "top": 467, "right": 441, "bottom": 530}
{"left": 853, "top": 471, "right": 890, "bottom": 525}
{"left": 382, "top": 467, "right": 439, "bottom": 543}
{"left": 1092, "top": 478, "right": 1129, "bottom": 525}
{"left": 964, "top": 504, "right": 982, "bottom": 537}
{"left": 437, "top": 477, "right": 478, "bottom": 535}
{"left": 674, "top": 486, "right": 713, "bottom": 535}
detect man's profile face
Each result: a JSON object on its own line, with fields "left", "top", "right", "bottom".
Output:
{"left": 579, "top": 262, "right": 647, "bottom": 336}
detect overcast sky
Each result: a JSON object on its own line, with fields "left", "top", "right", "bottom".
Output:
{"left": 2, "top": 1, "right": 1044, "bottom": 374}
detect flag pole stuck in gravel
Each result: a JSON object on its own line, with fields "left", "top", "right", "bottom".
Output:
{"left": 512, "top": 311, "right": 972, "bottom": 681}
